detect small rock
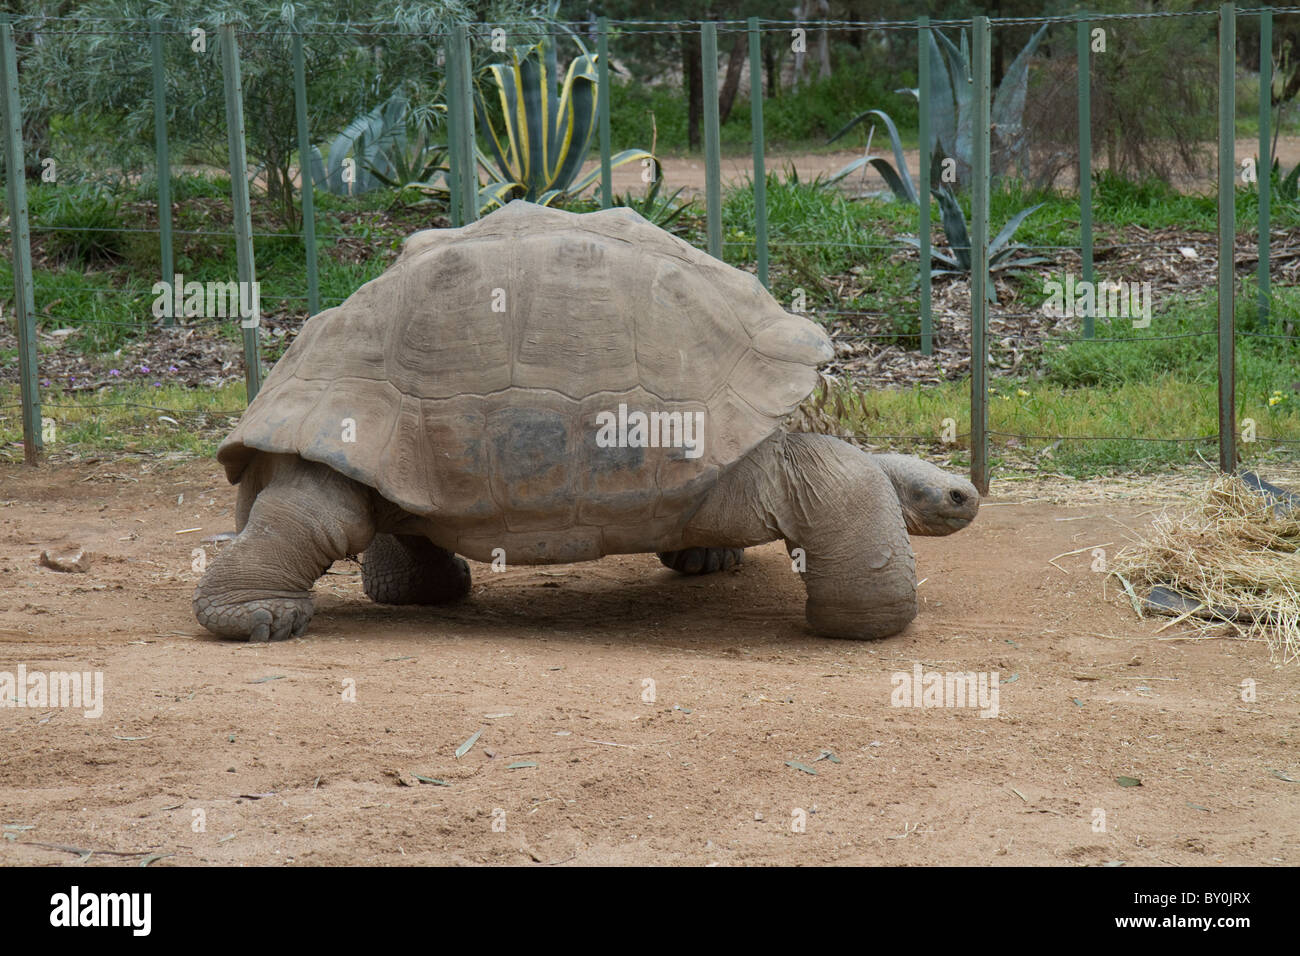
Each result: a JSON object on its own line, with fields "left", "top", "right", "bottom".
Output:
{"left": 39, "top": 548, "right": 91, "bottom": 573}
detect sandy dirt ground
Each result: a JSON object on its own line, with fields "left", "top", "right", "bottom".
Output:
{"left": 586, "top": 137, "right": 1300, "bottom": 197}
{"left": 1, "top": 459, "right": 1297, "bottom": 866}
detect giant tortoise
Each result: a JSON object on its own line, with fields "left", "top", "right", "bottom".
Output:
{"left": 194, "top": 201, "right": 978, "bottom": 642}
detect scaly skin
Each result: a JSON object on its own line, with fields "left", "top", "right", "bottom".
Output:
{"left": 681, "top": 433, "right": 920, "bottom": 640}
{"left": 363, "top": 533, "right": 472, "bottom": 605}
{"left": 658, "top": 449, "right": 980, "bottom": 584}
{"left": 872, "top": 453, "right": 979, "bottom": 536}
{"left": 193, "top": 455, "right": 375, "bottom": 642}
{"left": 656, "top": 546, "right": 744, "bottom": 575}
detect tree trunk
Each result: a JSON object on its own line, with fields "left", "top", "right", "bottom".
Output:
{"left": 682, "top": 28, "right": 702, "bottom": 150}
{"left": 765, "top": 43, "right": 777, "bottom": 98}
{"left": 718, "top": 31, "right": 747, "bottom": 124}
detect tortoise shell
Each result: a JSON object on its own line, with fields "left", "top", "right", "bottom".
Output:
{"left": 217, "top": 201, "right": 832, "bottom": 533}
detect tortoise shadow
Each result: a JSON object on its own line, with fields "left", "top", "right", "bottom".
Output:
{"left": 313, "top": 549, "right": 810, "bottom": 648}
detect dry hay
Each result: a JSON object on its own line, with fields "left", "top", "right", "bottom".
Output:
{"left": 1109, "top": 474, "right": 1300, "bottom": 663}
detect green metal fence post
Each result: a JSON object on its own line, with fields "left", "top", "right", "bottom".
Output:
{"left": 455, "top": 23, "right": 475, "bottom": 224}
{"left": 292, "top": 32, "right": 319, "bottom": 317}
{"left": 1217, "top": 3, "right": 1236, "bottom": 473}
{"left": 701, "top": 22, "right": 721, "bottom": 259}
{"left": 1077, "top": 13, "right": 1094, "bottom": 338}
{"left": 445, "top": 32, "right": 462, "bottom": 227}
{"left": 1257, "top": 8, "right": 1271, "bottom": 331}
{"left": 970, "top": 16, "right": 991, "bottom": 496}
{"left": 0, "top": 17, "right": 40, "bottom": 463}
{"left": 598, "top": 16, "right": 612, "bottom": 209}
{"left": 918, "top": 15, "right": 933, "bottom": 355}
{"left": 748, "top": 17, "right": 768, "bottom": 288}
{"left": 150, "top": 23, "right": 175, "bottom": 326}
{"left": 220, "top": 23, "right": 262, "bottom": 400}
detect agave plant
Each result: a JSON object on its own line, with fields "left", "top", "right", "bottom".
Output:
{"left": 473, "top": 37, "right": 654, "bottom": 210}
{"left": 830, "top": 24, "right": 1047, "bottom": 194}
{"left": 1272, "top": 158, "right": 1300, "bottom": 203}
{"left": 310, "top": 93, "right": 451, "bottom": 200}
{"left": 366, "top": 124, "right": 449, "bottom": 194}
{"left": 311, "top": 94, "right": 410, "bottom": 196}
{"left": 910, "top": 23, "right": 1048, "bottom": 187}
{"left": 826, "top": 108, "right": 919, "bottom": 202}
{"left": 612, "top": 175, "right": 691, "bottom": 231}
{"left": 827, "top": 109, "right": 1047, "bottom": 300}
{"left": 901, "top": 182, "right": 1049, "bottom": 301}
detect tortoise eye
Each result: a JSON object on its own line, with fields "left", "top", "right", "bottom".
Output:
{"left": 949, "top": 490, "right": 967, "bottom": 505}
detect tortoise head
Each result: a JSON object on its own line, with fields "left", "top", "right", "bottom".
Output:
{"left": 874, "top": 454, "right": 980, "bottom": 536}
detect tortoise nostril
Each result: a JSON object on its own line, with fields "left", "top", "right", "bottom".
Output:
{"left": 950, "top": 490, "right": 967, "bottom": 505}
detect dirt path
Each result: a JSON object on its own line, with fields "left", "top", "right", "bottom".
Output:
{"left": 1, "top": 460, "right": 1296, "bottom": 865}
{"left": 591, "top": 136, "right": 1300, "bottom": 196}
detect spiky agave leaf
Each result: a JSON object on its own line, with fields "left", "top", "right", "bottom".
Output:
{"left": 902, "top": 192, "right": 1045, "bottom": 299}
{"left": 991, "top": 24, "right": 1048, "bottom": 175}
{"left": 323, "top": 94, "right": 409, "bottom": 195}
{"left": 826, "top": 108, "right": 918, "bottom": 203}
{"left": 475, "top": 39, "right": 653, "bottom": 209}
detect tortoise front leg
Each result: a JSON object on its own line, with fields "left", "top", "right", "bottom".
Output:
{"left": 682, "top": 433, "right": 916, "bottom": 639}
{"left": 193, "top": 455, "right": 376, "bottom": 642}
{"left": 363, "top": 534, "right": 472, "bottom": 605}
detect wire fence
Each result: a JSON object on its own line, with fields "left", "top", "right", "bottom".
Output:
{"left": 1, "top": 6, "right": 1298, "bottom": 488}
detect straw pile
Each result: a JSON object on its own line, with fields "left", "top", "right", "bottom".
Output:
{"left": 1109, "top": 474, "right": 1300, "bottom": 664}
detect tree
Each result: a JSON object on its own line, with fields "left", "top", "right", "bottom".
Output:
{"left": 8, "top": 0, "right": 547, "bottom": 225}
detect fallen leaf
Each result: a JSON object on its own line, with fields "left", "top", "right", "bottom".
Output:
{"left": 455, "top": 728, "right": 483, "bottom": 759}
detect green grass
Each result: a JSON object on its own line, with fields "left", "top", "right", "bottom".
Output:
{"left": 817, "top": 282, "right": 1300, "bottom": 475}
{"left": 0, "top": 382, "right": 245, "bottom": 460}
{"left": 825, "top": 373, "right": 1298, "bottom": 476}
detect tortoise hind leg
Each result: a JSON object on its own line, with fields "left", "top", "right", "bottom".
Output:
{"left": 363, "top": 534, "right": 471, "bottom": 605}
{"left": 656, "top": 547, "right": 744, "bottom": 575}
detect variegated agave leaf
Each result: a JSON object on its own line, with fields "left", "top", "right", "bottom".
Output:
{"left": 475, "top": 39, "right": 653, "bottom": 210}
